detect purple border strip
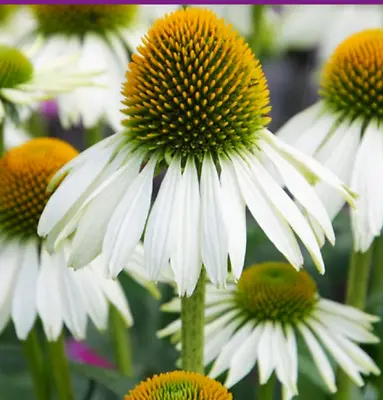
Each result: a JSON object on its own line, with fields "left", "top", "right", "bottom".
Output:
{"left": 5, "top": 0, "right": 383, "bottom": 4}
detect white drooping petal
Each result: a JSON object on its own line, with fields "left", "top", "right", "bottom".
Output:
{"left": 204, "top": 317, "right": 240, "bottom": 366}
{"left": 38, "top": 140, "right": 117, "bottom": 238}
{"left": 351, "top": 121, "right": 383, "bottom": 252}
{"left": 297, "top": 322, "right": 337, "bottom": 393}
{"left": 281, "top": 111, "right": 336, "bottom": 157}
{"left": 273, "top": 324, "right": 297, "bottom": 395}
{"left": 69, "top": 152, "right": 142, "bottom": 269}
{"left": 144, "top": 157, "right": 181, "bottom": 280}
{"left": 275, "top": 103, "right": 323, "bottom": 144}
{"left": 103, "top": 157, "right": 156, "bottom": 278}
{"left": 157, "top": 319, "right": 182, "bottom": 339}
{"left": 220, "top": 158, "right": 247, "bottom": 279}
{"left": 170, "top": 157, "right": 201, "bottom": 296}
{"left": 36, "top": 244, "right": 63, "bottom": 341}
{"left": 231, "top": 153, "right": 303, "bottom": 269}
{"left": 97, "top": 272, "right": 133, "bottom": 327}
{"left": 209, "top": 321, "right": 254, "bottom": 379}
{"left": 244, "top": 150, "right": 325, "bottom": 273}
{"left": 225, "top": 324, "right": 262, "bottom": 388}
{"left": 74, "top": 267, "right": 109, "bottom": 331}
{"left": 11, "top": 239, "right": 39, "bottom": 340}
{"left": 318, "top": 298, "right": 379, "bottom": 324}
{"left": 332, "top": 333, "right": 380, "bottom": 375}
{"left": 204, "top": 310, "right": 239, "bottom": 339}
{"left": 307, "top": 318, "right": 364, "bottom": 386}
{"left": 200, "top": 155, "right": 229, "bottom": 287}
{"left": 259, "top": 128, "right": 356, "bottom": 207}
{"left": 308, "top": 122, "right": 361, "bottom": 245}
{"left": 257, "top": 321, "right": 276, "bottom": 384}
{"left": 285, "top": 325, "right": 298, "bottom": 383}
{"left": 313, "top": 309, "right": 378, "bottom": 343}
{"left": 261, "top": 140, "right": 335, "bottom": 245}
{"left": 58, "top": 256, "right": 88, "bottom": 341}
{"left": 0, "top": 241, "right": 22, "bottom": 333}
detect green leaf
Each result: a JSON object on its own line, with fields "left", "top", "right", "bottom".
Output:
{"left": 0, "top": 372, "right": 34, "bottom": 399}
{"left": 70, "top": 362, "right": 138, "bottom": 396}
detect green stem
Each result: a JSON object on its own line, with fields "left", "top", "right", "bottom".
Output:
{"left": 370, "top": 235, "right": 383, "bottom": 301}
{"left": 335, "top": 247, "right": 373, "bottom": 400}
{"left": 370, "top": 235, "right": 383, "bottom": 399}
{"left": 344, "top": 247, "right": 373, "bottom": 308}
{"left": 181, "top": 268, "right": 206, "bottom": 374}
{"left": 47, "top": 334, "right": 75, "bottom": 400}
{"left": 109, "top": 305, "right": 134, "bottom": 376}
{"left": 84, "top": 124, "right": 103, "bottom": 148}
{"left": 250, "top": 5, "right": 266, "bottom": 57}
{"left": 22, "top": 328, "right": 50, "bottom": 400}
{"left": 257, "top": 374, "right": 275, "bottom": 400}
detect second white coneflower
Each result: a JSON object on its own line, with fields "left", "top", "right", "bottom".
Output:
{"left": 277, "top": 29, "right": 383, "bottom": 253}
{"left": 39, "top": 8, "right": 355, "bottom": 296}
{"left": 159, "top": 263, "right": 380, "bottom": 399}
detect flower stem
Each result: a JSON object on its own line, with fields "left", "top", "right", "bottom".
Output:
{"left": 22, "top": 328, "right": 51, "bottom": 400}
{"left": 109, "top": 305, "right": 134, "bottom": 376}
{"left": 84, "top": 124, "right": 103, "bottom": 148}
{"left": 370, "top": 235, "right": 383, "bottom": 399}
{"left": 181, "top": 268, "right": 206, "bottom": 374}
{"left": 257, "top": 374, "right": 275, "bottom": 400}
{"left": 370, "top": 235, "right": 383, "bottom": 301}
{"left": 47, "top": 334, "right": 75, "bottom": 400}
{"left": 250, "top": 5, "right": 266, "bottom": 57}
{"left": 344, "top": 247, "right": 373, "bottom": 308}
{"left": 335, "top": 247, "right": 373, "bottom": 399}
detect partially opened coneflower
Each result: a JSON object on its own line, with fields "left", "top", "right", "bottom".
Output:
{"left": 28, "top": 5, "right": 178, "bottom": 130}
{"left": 124, "top": 370, "right": 232, "bottom": 400}
{"left": 39, "top": 8, "right": 355, "bottom": 296}
{"left": 0, "top": 40, "right": 99, "bottom": 127}
{"left": 276, "top": 29, "right": 383, "bottom": 253}
{"left": 159, "top": 263, "right": 380, "bottom": 399}
{"left": 0, "top": 138, "right": 138, "bottom": 342}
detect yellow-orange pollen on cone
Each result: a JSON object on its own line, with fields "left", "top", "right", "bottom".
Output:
{"left": 235, "top": 262, "right": 318, "bottom": 323}
{"left": 122, "top": 8, "right": 271, "bottom": 160}
{"left": 320, "top": 29, "right": 383, "bottom": 121}
{"left": 0, "top": 138, "right": 78, "bottom": 239}
{"left": 125, "top": 370, "right": 233, "bottom": 400}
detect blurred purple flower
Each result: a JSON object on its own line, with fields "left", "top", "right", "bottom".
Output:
{"left": 40, "top": 99, "right": 58, "bottom": 118}
{"left": 66, "top": 338, "right": 115, "bottom": 369}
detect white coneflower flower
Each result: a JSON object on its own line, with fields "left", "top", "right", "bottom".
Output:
{"left": 28, "top": 5, "right": 177, "bottom": 130}
{"left": 159, "top": 262, "right": 380, "bottom": 398}
{"left": 38, "top": 8, "right": 355, "bottom": 297}
{"left": 276, "top": 29, "right": 383, "bottom": 252}
{"left": 0, "top": 138, "right": 142, "bottom": 342}
{"left": 0, "top": 40, "right": 99, "bottom": 126}
{"left": 280, "top": 5, "right": 382, "bottom": 61}
{"left": 125, "top": 371, "right": 233, "bottom": 400}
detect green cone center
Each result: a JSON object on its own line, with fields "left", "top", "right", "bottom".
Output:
{"left": 235, "top": 262, "right": 317, "bottom": 323}
{"left": 0, "top": 45, "right": 33, "bottom": 89}
{"left": 31, "top": 5, "right": 138, "bottom": 36}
